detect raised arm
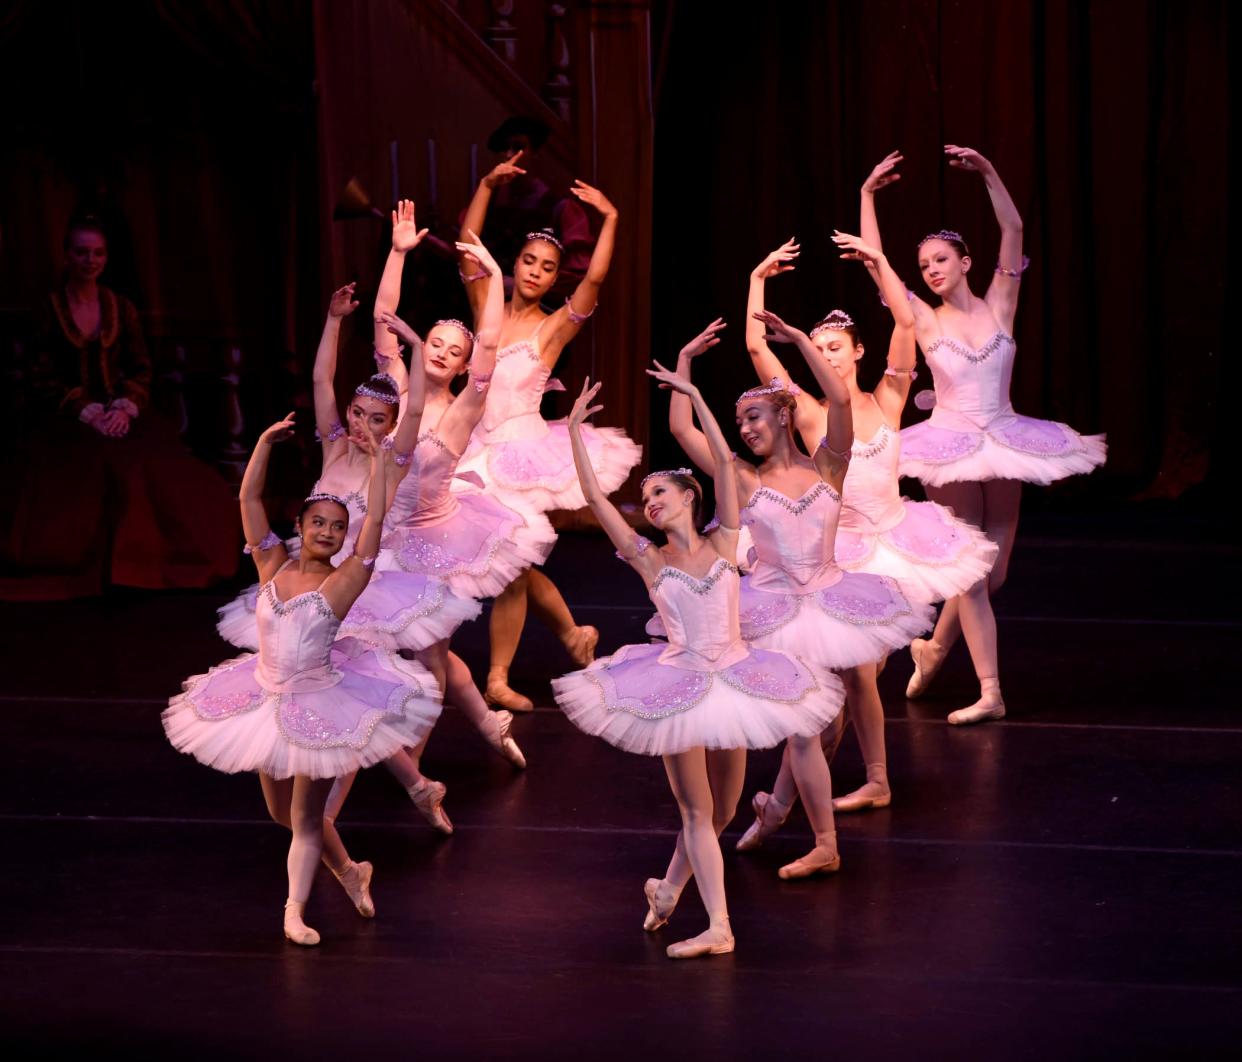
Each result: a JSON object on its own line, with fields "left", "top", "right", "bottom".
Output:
{"left": 746, "top": 240, "right": 799, "bottom": 383}
{"left": 312, "top": 283, "right": 359, "bottom": 455}
{"left": 664, "top": 319, "right": 727, "bottom": 476}
{"left": 238, "top": 413, "right": 296, "bottom": 582}
{"left": 648, "top": 361, "right": 739, "bottom": 533}
{"left": 832, "top": 230, "right": 917, "bottom": 423}
{"left": 320, "top": 435, "right": 391, "bottom": 617}
{"left": 538, "top": 181, "right": 618, "bottom": 363}
{"left": 379, "top": 314, "right": 427, "bottom": 463}
{"left": 437, "top": 232, "right": 504, "bottom": 451}
{"left": 754, "top": 309, "right": 852, "bottom": 489}
{"left": 945, "top": 145, "right": 1024, "bottom": 331}
{"left": 374, "top": 199, "right": 428, "bottom": 360}
{"left": 459, "top": 151, "right": 527, "bottom": 319}
{"left": 859, "top": 151, "right": 902, "bottom": 256}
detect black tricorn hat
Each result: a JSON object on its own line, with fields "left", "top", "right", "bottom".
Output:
{"left": 487, "top": 115, "right": 551, "bottom": 153}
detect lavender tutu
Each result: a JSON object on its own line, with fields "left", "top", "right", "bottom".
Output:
{"left": 736, "top": 481, "right": 934, "bottom": 668}
{"left": 833, "top": 420, "right": 998, "bottom": 603}
{"left": 167, "top": 574, "right": 442, "bottom": 779}
{"left": 383, "top": 429, "right": 556, "bottom": 600}
{"left": 554, "top": 548, "right": 844, "bottom": 756}
{"left": 455, "top": 327, "right": 641, "bottom": 512}
{"left": 899, "top": 332, "right": 1106, "bottom": 487}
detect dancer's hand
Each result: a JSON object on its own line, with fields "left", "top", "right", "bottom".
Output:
{"left": 945, "top": 145, "right": 994, "bottom": 177}
{"left": 454, "top": 228, "right": 499, "bottom": 277}
{"left": 679, "top": 318, "right": 727, "bottom": 361}
{"left": 259, "top": 412, "right": 297, "bottom": 444}
{"left": 484, "top": 151, "right": 527, "bottom": 189}
{"left": 569, "top": 377, "right": 603, "bottom": 428}
{"left": 751, "top": 309, "right": 805, "bottom": 346}
{"left": 647, "top": 360, "right": 699, "bottom": 396}
{"left": 329, "top": 282, "right": 359, "bottom": 318}
{"left": 348, "top": 431, "right": 381, "bottom": 458}
{"left": 570, "top": 180, "right": 618, "bottom": 219}
{"left": 862, "top": 151, "right": 903, "bottom": 194}
{"left": 376, "top": 311, "right": 420, "bottom": 350}
{"left": 832, "top": 230, "right": 883, "bottom": 264}
{"left": 391, "top": 199, "right": 429, "bottom": 253}
{"left": 752, "top": 238, "right": 800, "bottom": 279}
{"left": 95, "top": 408, "right": 131, "bottom": 437}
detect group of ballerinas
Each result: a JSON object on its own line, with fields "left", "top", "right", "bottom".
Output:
{"left": 163, "top": 145, "right": 1105, "bottom": 958}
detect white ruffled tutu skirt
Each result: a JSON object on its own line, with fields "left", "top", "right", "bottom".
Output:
{"left": 553, "top": 642, "right": 844, "bottom": 757}
{"left": 383, "top": 489, "right": 556, "bottom": 600}
{"left": 900, "top": 411, "right": 1107, "bottom": 487}
{"left": 835, "top": 500, "right": 999, "bottom": 604}
{"left": 457, "top": 416, "right": 642, "bottom": 513}
{"left": 738, "top": 571, "right": 934, "bottom": 669}
{"left": 217, "top": 571, "right": 480, "bottom": 653}
{"left": 163, "top": 638, "right": 442, "bottom": 779}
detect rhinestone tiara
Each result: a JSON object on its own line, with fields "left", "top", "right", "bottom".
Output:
{"left": 919, "top": 229, "right": 969, "bottom": 254}
{"left": 353, "top": 373, "right": 400, "bottom": 405}
{"left": 640, "top": 467, "right": 694, "bottom": 487}
{"left": 737, "top": 376, "right": 798, "bottom": 403}
{"left": 303, "top": 491, "right": 349, "bottom": 509}
{"left": 524, "top": 228, "right": 564, "bottom": 252}
{"left": 432, "top": 318, "right": 475, "bottom": 344}
{"left": 809, "top": 309, "right": 855, "bottom": 339}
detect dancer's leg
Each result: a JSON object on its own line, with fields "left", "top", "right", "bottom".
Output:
{"left": 661, "top": 748, "right": 745, "bottom": 890}
{"left": 947, "top": 479, "right": 1021, "bottom": 725}
{"left": 832, "top": 662, "right": 891, "bottom": 811}
{"left": 527, "top": 567, "right": 599, "bottom": 665}
{"left": 486, "top": 571, "right": 534, "bottom": 711}
{"left": 661, "top": 749, "right": 734, "bottom": 957}
{"left": 319, "top": 771, "right": 375, "bottom": 917}
{"left": 781, "top": 734, "right": 841, "bottom": 878}
{"left": 445, "top": 648, "right": 526, "bottom": 768}
{"left": 282, "top": 775, "right": 335, "bottom": 945}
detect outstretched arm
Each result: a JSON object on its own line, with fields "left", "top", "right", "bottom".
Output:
{"left": 859, "top": 151, "right": 902, "bottom": 256}
{"left": 648, "top": 361, "right": 738, "bottom": 533}
{"left": 539, "top": 181, "right": 619, "bottom": 364}
{"left": 320, "top": 435, "right": 391, "bottom": 617}
{"left": 437, "top": 232, "right": 504, "bottom": 451}
{"left": 746, "top": 240, "right": 799, "bottom": 383}
{"left": 381, "top": 314, "right": 428, "bottom": 464}
{"left": 754, "top": 309, "right": 852, "bottom": 489}
{"left": 239, "top": 414, "right": 296, "bottom": 582}
{"left": 374, "top": 199, "right": 428, "bottom": 360}
{"left": 312, "top": 283, "right": 359, "bottom": 457}
{"left": 666, "top": 319, "right": 727, "bottom": 476}
{"left": 945, "top": 145, "right": 1024, "bottom": 330}
{"left": 832, "top": 230, "right": 917, "bottom": 423}
{"left": 459, "top": 151, "right": 527, "bottom": 320}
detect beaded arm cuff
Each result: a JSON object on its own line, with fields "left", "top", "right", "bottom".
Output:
{"left": 470, "top": 370, "right": 493, "bottom": 393}
{"left": 244, "top": 530, "right": 283, "bottom": 555}
{"left": 615, "top": 534, "right": 653, "bottom": 561}
{"left": 459, "top": 268, "right": 488, "bottom": 283}
{"left": 995, "top": 255, "right": 1032, "bottom": 278}
{"left": 79, "top": 402, "right": 106, "bottom": 425}
{"left": 565, "top": 298, "right": 595, "bottom": 325}
{"left": 315, "top": 420, "right": 346, "bottom": 443}
{"left": 879, "top": 288, "right": 918, "bottom": 309}
{"left": 884, "top": 367, "right": 918, "bottom": 380}
{"left": 818, "top": 436, "right": 853, "bottom": 460}
{"left": 373, "top": 344, "right": 406, "bottom": 366}
{"left": 355, "top": 552, "right": 378, "bottom": 569}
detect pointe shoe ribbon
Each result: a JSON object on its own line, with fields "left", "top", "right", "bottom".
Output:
{"left": 485, "top": 669, "right": 535, "bottom": 713}
{"left": 906, "top": 638, "right": 945, "bottom": 699}
{"left": 778, "top": 835, "right": 842, "bottom": 880}
{"left": 642, "top": 878, "right": 681, "bottom": 932}
{"left": 735, "top": 791, "right": 791, "bottom": 852}
{"left": 407, "top": 778, "right": 454, "bottom": 835}
{"left": 666, "top": 924, "right": 735, "bottom": 960}
{"left": 562, "top": 625, "right": 600, "bottom": 668}
{"left": 487, "top": 709, "right": 527, "bottom": 769}
{"left": 330, "top": 860, "right": 376, "bottom": 918}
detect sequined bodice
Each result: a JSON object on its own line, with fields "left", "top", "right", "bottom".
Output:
{"left": 254, "top": 578, "right": 342, "bottom": 689}
{"left": 408, "top": 431, "right": 461, "bottom": 524}
{"left": 650, "top": 558, "right": 747, "bottom": 668}
{"left": 924, "top": 331, "right": 1017, "bottom": 427}
{"left": 839, "top": 425, "right": 905, "bottom": 532}
{"left": 481, "top": 332, "right": 552, "bottom": 432}
{"left": 742, "top": 481, "right": 841, "bottom": 589}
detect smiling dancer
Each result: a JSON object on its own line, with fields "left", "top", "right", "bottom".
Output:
{"left": 554, "top": 362, "right": 845, "bottom": 959}
{"left": 867, "top": 147, "right": 1106, "bottom": 724}
{"left": 163, "top": 419, "right": 442, "bottom": 946}
{"left": 458, "top": 155, "right": 642, "bottom": 711}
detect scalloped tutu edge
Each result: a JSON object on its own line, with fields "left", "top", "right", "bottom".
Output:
{"left": 162, "top": 649, "right": 443, "bottom": 779}
{"left": 899, "top": 430, "right": 1107, "bottom": 487}
{"left": 552, "top": 645, "right": 845, "bottom": 756}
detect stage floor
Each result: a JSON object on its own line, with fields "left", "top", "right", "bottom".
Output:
{"left": 1, "top": 508, "right": 1239, "bottom": 1058}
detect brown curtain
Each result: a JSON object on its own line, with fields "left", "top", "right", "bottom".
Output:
{"left": 651, "top": 0, "right": 1231, "bottom": 505}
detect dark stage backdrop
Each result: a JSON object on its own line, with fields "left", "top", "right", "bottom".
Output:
{"left": 650, "top": 0, "right": 1232, "bottom": 507}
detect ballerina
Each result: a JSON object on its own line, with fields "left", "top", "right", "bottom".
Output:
{"left": 554, "top": 364, "right": 845, "bottom": 959}
{"left": 738, "top": 228, "right": 997, "bottom": 813}
{"left": 866, "top": 146, "right": 1106, "bottom": 724}
{"left": 458, "top": 156, "right": 642, "bottom": 711}
{"left": 163, "top": 417, "right": 442, "bottom": 946}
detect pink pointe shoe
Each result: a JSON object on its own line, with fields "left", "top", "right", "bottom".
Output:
{"left": 778, "top": 832, "right": 842, "bottom": 880}
{"left": 947, "top": 693, "right": 1006, "bottom": 726}
{"left": 485, "top": 668, "right": 535, "bottom": 713}
{"left": 406, "top": 778, "right": 453, "bottom": 835}
{"left": 735, "top": 791, "right": 792, "bottom": 852}
{"left": 832, "top": 767, "right": 892, "bottom": 813}
{"left": 484, "top": 709, "right": 527, "bottom": 769}
{"left": 666, "top": 921, "right": 735, "bottom": 960}
{"left": 561, "top": 625, "right": 600, "bottom": 668}
{"left": 330, "top": 859, "right": 375, "bottom": 918}
{"left": 283, "top": 899, "right": 320, "bottom": 946}
{"left": 642, "top": 878, "right": 682, "bottom": 932}
{"left": 906, "top": 638, "right": 946, "bottom": 699}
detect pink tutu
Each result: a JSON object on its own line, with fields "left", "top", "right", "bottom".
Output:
{"left": 163, "top": 636, "right": 442, "bottom": 780}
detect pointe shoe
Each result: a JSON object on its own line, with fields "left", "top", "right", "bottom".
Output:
{"left": 283, "top": 899, "right": 321, "bottom": 946}
{"left": 483, "top": 709, "right": 527, "bottom": 769}
{"left": 406, "top": 778, "right": 453, "bottom": 835}
{"left": 906, "top": 638, "right": 946, "bottom": 699}
{"left": 485, "top": 668, "right": 535, "bottom": 713}
{"left": 330, "top": 859, "right": 375, "bottom": 918}
{"left": 561, "top": 625, "right": 600, "bottom": 668}
{"left": 666, "top": 923, "right": 735, "bottom": 960}
{"left": 832, "top": 780, "right": 892, "bottom": 813}
{"left": 778, "top": 834, "right": 842, "bottom": 880}
{"left": 947, "top": 695, "right": 1006, "bottom": 726}
{"left": 735, "top": 791, "right": 792, "bottom": 852}
{"left": 642, "top": 878, "right": 682, "bottom": 932}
